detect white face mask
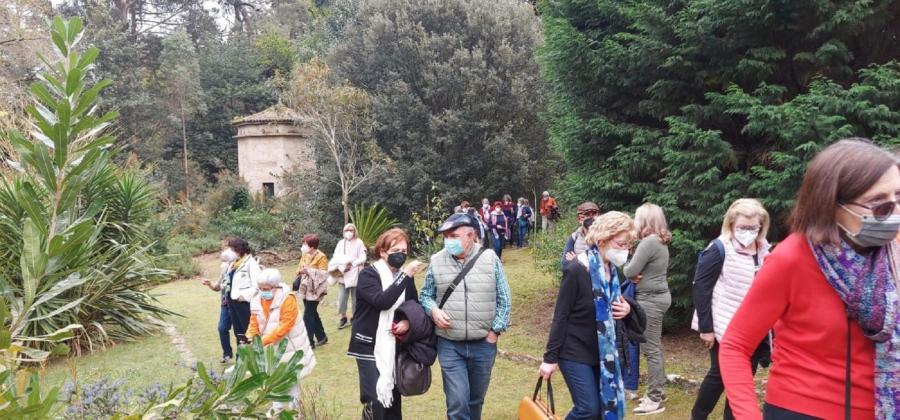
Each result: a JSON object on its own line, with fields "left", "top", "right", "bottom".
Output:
{"left": 220, "top": 248, "right": 238, "bottom": 263}
{"left": 301, "top": 244, "right": 310, "bottom": 254}
{"left": 606, "top": 248, "right": 629, "bottom": 267}
{"left": 343, "top": 231, "right": 354, "bottom": 240}
{"left": 734, "top": 229, "right": 759, "bottom": 247}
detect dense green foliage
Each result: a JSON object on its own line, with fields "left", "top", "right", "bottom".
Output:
{"left": 350, "top": 204, "right": 399, "bottom": 249}
{"left": 540, "top": 0, "right": 900, "bottom": 322}
{"left": 331, "top": 0, "right": 558, "bottom": 220}
{"left": 0, "top": 17, "right": 172, "bottom": 349}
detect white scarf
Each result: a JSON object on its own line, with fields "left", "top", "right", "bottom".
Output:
{"left": 373, "top": 259, "right": 405, "bottom": 407}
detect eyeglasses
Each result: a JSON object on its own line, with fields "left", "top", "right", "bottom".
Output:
{"left": 845, "top": 200, "right": 899, "bottom": 221}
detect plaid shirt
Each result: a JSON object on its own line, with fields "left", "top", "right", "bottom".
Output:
{"left": 420, "top": 254, "right": 512, "bottom": 333}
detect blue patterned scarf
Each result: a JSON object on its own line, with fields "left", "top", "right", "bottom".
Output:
{"left": 587, "top": 247, "right": 626, "bottom": 420}
{"left": 811, "top": 240, "right": 899, "bottom": 419}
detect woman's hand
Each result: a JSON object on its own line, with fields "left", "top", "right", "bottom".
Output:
{"left": 631, "top": 274, "right": 643, "bottom": 284}
{"left": 699, "top": 332, "right": 716, "bottom": 349}
{"left": 611, "top": 297, "right": 631, "bottom": 319}
{"left": 392, "top": 320, "right": 410, "bottom": 336}
{"left": 403, "top": 260, "right": 425, "bottom": 277}
{"left": 538, "top": 362, "right": 558, "bottom": 380}
{"left": 565, "top": 251, "right": 576, "bottom": 261}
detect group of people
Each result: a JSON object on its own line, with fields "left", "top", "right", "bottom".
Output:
{"left": 538, "top": 138, "right": 900, "bottom": 420}
{"left": 201, "top": 212, "right": 513, "bottom": 419}
{"left": 452, "top": 191, "right": 561, "bottom": 257}
{"left": 200, "top": 137, "right": 899, "bottom": 419}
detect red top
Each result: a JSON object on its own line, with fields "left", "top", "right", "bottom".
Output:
{"left": 720, "top": 233, "right": 875, "bottom": 420}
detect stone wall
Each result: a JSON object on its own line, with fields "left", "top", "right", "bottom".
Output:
{"left": 235, "top": 121, "right": 315, "bottom": 197}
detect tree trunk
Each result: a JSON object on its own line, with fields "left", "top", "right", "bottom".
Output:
{"left": 342, "top": 188, "right": 350, "bottom": 225}
{"left": 180, "top": 101, "right": 190, "bottom": 203}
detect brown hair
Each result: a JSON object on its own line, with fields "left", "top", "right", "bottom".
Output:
{"left": 374, "top": 228, "right": 410, "bottom": 256}
{"left": 302, "top": 234, "right": 320, "bottom": 249}
{"left": 227, "top": 237, "right": 250, "bottom": 256}
{"left": 790, "top": 138, "right": 900, "bottom": 244}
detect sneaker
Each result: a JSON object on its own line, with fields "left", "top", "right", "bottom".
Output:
{"left": 338, "top": 317, "right": 349, "bottom": 329}
{"left": 633, "top": 398, "right": 665, "bottom": 416}
{"left": 220, "top": 356, "right": 232, "bottom": 364}
{"left": 624, "top": 390, "right": 640, "bottom": 401}
{"left": 317, "top": 337, "right": 329, "bottom": 347}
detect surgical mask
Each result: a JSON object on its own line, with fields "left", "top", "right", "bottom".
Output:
{"left": 387, "top": 252, "right": 407, "bottom": 269}
{"left": 260, "top": 290, "right": 274, "bottom": 300}
{"left": 839, "top": 204, "right": 900, "bottom": 248}
{"left": 220, "top": 248, "right": 238, "bottom": 263}
{"left": 343, "top": 231, "right": 354, "bottom": 240}
{"left": 734, "top": 229, "right": 759, "bottom": 248}
{"left": 301, "top": 244, "right": 310, "bottom": 254}
{"left": 444, "top": 238, "right": 465, "bottom": 257}
{"left": 606, "top": 248, "right": 629, "bottom": 267}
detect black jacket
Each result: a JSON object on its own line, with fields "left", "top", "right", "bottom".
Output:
{"left": 394, "top": 300, "right": 438, "bottom": 366}
{"left": 543, "top": 260, "right": 646, "bottom": 366}
{"left": 347, "top": 266, "right": 418, "bottom": 361}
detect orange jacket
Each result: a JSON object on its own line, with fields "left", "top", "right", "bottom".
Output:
{"left": 540, "top": 197, "right": 557, "bottom": 216}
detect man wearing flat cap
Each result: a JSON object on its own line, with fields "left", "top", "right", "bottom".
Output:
{"left": 419, "top": 213, "right": 512, "bottom": 420}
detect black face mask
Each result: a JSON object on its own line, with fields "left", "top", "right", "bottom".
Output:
{"left": 583, "top": 217, "right": 594, "bottom": 230}
{"left": 387, "top": 252, "right": 407, "bottom": 269}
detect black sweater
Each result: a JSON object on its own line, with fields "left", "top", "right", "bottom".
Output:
{"left": 543, "top": 260, "right": 645, "bottom": 366}
{"left": 692, "top": 241, "right": 725, "bottom": 334}
{"left": 347, "top": 266, "right": 418, "bottom": 361}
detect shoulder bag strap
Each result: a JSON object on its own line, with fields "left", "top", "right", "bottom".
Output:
{"left": 438, "top": 247, "right": 488, "bottom": 310}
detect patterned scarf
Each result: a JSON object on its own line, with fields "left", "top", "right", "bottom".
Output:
{"left": 811, "top": 240, "right": 899, "bottom": 419}
{"left": 587, "top": 247, "right": 626, "bottom": 420}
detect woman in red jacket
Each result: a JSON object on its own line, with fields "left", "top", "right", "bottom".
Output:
{"left": 719, "top": 138, "right": 899, "bottom": 420}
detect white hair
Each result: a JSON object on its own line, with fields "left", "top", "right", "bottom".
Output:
{"left": 258, "top": 268, "right": 282, "bottom": 287}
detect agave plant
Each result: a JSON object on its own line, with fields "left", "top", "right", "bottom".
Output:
{"left": 350, "top": 203, "right": 399, "bottom": 248}
{"left": 0, "top": 17, "right": 171, "bottom": 351}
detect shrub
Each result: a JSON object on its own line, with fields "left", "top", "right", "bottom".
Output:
{"left": 409, "top": 185, "right": 449, "bottom": 259}
{"left": 350, "top": 204, "right": 398, "bottom": 250}
{"left": 0, "top": 17, "right": 172, "bottom": 351}
{"left": 211, "top": 208, "right": 282, "bottom": 251}
{"left": 530, "top": 210, "right": 578, "bottom": 284}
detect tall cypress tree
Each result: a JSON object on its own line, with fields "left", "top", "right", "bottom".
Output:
{"left": 540, "top": 0, "right": 900, "bottom": 323}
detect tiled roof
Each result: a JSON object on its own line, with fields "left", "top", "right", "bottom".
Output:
{"left": 232, "top": 104, "right": 302, "bottom": 125}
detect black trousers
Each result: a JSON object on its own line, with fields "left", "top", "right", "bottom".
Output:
{"left": 303, "top": 299, "right": 327, "bottom": 344}
{"left": 226, "top": 298, "right": 251, "bottom": 345}
{"left": 763, "top": 404, "right": 821, "bottom": 419}
{"left": 357, "top": 358, "right": 402, "bottom": 419}
{"left": 691, "top": 339, "right": 769, "bottom": 420}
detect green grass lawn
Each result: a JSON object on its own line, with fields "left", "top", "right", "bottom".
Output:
{"left": 43, "top": 247, "right": 739, "bottom": 418}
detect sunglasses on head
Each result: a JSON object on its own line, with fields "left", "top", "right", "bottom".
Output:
{"left": 845, "top": 200, "right": 899, "bottom": 221}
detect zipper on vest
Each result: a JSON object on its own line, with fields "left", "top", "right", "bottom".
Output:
{"left": 464, "top": 278, "right": 469, "bottom": 341}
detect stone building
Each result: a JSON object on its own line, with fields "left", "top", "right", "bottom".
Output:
{"left": 232, "top": 105, "right": 314, "bottom": 197}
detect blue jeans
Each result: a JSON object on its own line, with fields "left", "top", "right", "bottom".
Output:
{"left": 437, "top": 337, "right": 497, "bottom": 420}
{"left": 622, "top": 341, "right": 640, "bottom": 391}
{"left": 516, "top": 222, "right": 528, "bottom": 247}
{"left": 492, "top": 234, "right": 504, "bottom": 258}
{"left": 558, "top": 359, "right": 601, "bottom": 420}
{"left": 218, "top": 305, "right": 233, "bottom": 358}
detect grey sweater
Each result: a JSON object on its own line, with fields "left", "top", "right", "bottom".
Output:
{"left": 623, "top": 234, "right": 670, "bottom": 297}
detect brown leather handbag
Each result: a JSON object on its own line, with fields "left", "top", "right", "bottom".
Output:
{"left": 517, "top": 377, "right": 561, "bottom": 420}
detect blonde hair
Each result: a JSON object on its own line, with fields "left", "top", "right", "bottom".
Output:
{"left": 585, "top": 211, "right": 634, "bottom": 247}
{"left": 634, "top": 203, "right": 672, "bottom": 245}
{"left": 343, "top": 223, "right": 357, "bottom": 233}
{"left": 721, "top": 198, "right": 770, "bottom": 241}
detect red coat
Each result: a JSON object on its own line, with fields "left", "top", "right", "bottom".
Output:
{"left": 719, "top": 233, "right": 875, "bottom": 420}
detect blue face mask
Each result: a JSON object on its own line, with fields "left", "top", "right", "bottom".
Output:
{"left": 444, "top": 238, "right": 465, "bottom": 257}
{"left": 260, "top": 290, "right": 274, "bottom": 300}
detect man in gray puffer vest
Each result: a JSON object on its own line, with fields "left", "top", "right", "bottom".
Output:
{"left": 419, "top": 213, "right": 511, "bottom": 420}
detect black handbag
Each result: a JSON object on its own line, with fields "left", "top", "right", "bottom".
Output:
{"left": 394, "top": 350, "right": 431, "bottom": 396}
